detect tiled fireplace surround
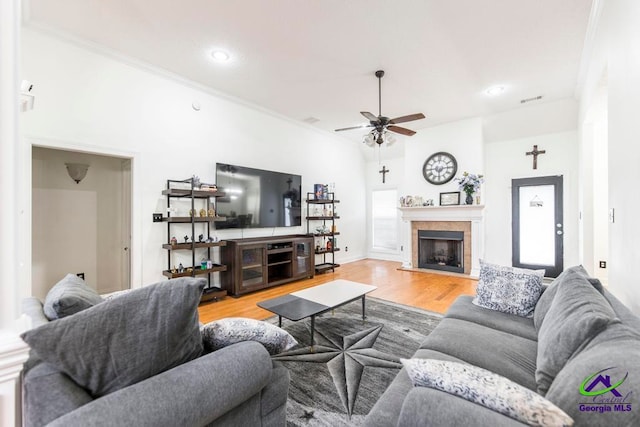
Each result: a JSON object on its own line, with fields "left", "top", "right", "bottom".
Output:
{"left": 399, "top": 205, "right": 485, "bottom": 277}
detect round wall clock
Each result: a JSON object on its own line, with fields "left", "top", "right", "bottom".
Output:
{"left": 422, "top": 152, "right": 458, "bottom": 185}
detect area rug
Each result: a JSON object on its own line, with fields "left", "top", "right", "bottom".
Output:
{"left": 266, "top": 297, "right": 442, "bottom": 426}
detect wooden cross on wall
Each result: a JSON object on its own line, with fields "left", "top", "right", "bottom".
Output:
{"left": 526, "top": 145, "right": 546, "bottom": 169}
{"left": 379, "top": 165, "right": 389, "bottom": 183}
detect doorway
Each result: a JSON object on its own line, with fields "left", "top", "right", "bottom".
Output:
{"left": 512, "top": 176, "right": 564, "bottom": 278}
{"left": 31, "top": 147, "right": 132, "bottom": 299}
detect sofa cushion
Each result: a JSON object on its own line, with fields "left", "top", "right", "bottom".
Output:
{"left": 445, "top": 295, "right": 537, "bottom": 341}
{"left": 472, "top": 260, "right": 544, "bottom": 318}
{"left": 21, "top": 277, "right": 205, "bottom": 397}
{"left": 23, "top": 362, "right": 94, "bottom": 427}
{"left": 534, "top": 265, "right": 604, "bottom": 330}
{"left": 201, "top": 317, "right": 298, "bottom": 355}
{"left": 365, "top": 349, "right": 465, "bottom": 427}
{"left": 419, "top": 317, "right": 538, "bottom": 390}
{"left": 536, "top": 270, "right": 618, "bottom": 395}
{"left": 402, "top": 358, "right": 574, "bottom": 426}
{"left": 545, "top": 324, "right": 640, "bottom": 427}
{"left": 43, "top": 273, "right": 103, "bottom": 320}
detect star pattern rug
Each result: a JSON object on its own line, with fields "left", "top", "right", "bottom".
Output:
{"left": 266, "top": 297, "right": 442, "bottom": 426}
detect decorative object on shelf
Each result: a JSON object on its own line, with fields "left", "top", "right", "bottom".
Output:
{"left": 189, "top": 209, "right": 194, "bottom": 217}
{"left": 314, "top": 184, "right": 324, "bottom": 200}
{"left": 326, "top": 239, "right": 332, "bottom": 251}
{"left": 198, "top": 234, "right": 204, "bottom": 243}
{"left": 440, "top": 192, "right": 461, "bottom": 206}
{"left": 178, "top": 263, "right": 184, "bottom": 273}
{"left": 201, "top": 184, "right": 217, "bottom": 192}
{"left": 199, "top": 208, "right": 206, "bottom": 217}
{"left": 316, "top": 225, "right": 329, "bottom": 235}
{"left": 426, "top": 199, "right": 435, "bottom": 206}
{"left": 379, "top": 165, "right": 390, "bottom": 183}
{"left": 170, "top": 236, "right": 178, "bottom": 245}
{"left": 192, "top": 175, "right": 201, "bottom": 188}
{"left": 455, "top": 172, "right": 484, "bottom": 205}
{"left": 208, "top": 208, "right": 216, "bottom": 217}
{"left": 65, "top": 163, "right": 90, "bottom": 184}
{"left": 526, "top": 145, "right": 546, "bottom": 170}
{"left": 184, "top": 235, "right": 189, "bottom": 243}
{"left": 404, "top": 196, "right": 415, "bottom": 207}
{"left": 334, "top": 70, "right": 425, "bottom": 149}
{"left": 423, "top": 152, "right": 457, "bottom": 185}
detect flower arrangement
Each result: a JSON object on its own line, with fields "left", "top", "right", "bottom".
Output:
{"left": 456, "top": 172, "right": 484, "bottom": 196}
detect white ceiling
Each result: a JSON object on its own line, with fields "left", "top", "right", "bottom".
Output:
{"left": 24, "top": 0, "right": 593, "bottom": 147}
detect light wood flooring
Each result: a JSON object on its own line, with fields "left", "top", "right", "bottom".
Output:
{"left": 198, "top": 259, "right": 477, "bottom": 324}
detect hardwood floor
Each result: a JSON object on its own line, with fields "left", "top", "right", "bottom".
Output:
{"left": 198, "top": 259, "right": 477, "bottom": 324}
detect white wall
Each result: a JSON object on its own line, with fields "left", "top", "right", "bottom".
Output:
{"left": 484, "top": 131, "right": 580, "bottom": 268}
{"left": 403, "top": 117, "right": 484, "bottom": 198}
{"left": 32, "top": 147, "right": 127, "bottom": 297}
{"left": 21, "top": 28, "right": 367, "bottom": 292}
{"left": 578, "top": 0, "right": 640, "bottom": 312}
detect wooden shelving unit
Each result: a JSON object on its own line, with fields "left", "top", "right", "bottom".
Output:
{"left": 306, "top": 192, "right": 340, "bottom": 273}
{"left": 160, "top": 178, "right": 229, "bottom": 302}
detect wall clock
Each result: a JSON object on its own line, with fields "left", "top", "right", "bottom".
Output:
{"left": 422, "top": 152, "right": 457, "bottom": 185}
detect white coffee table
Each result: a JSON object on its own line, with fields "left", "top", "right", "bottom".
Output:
{"left": 257, "top": 280, "right": 377, "bottom": 346}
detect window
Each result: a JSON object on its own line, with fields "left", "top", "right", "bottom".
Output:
{"left": 372, "top": 189, "right": 399, "bottom": 251}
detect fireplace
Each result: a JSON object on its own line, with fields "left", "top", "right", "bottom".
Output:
{"left": 400, "top": 205, "right": 483, "bottom": 276}
{"left": 418, "top": 230, "right": 464, "bottom": 273}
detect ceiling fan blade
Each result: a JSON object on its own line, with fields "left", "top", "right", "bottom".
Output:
{"left": 361, "top": 111, "right": 379, "bottom": 122}
{"left": 389, "top": 113, "right": 426, "bottom": 125}
{"left": 388, "top": 125, "right": 416, "bottom": 136}
{"left": 334, "top": 124, "right": 373, "bottom": 132}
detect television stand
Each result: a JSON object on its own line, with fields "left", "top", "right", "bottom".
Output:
{"left": 221, "top": 235, "right": 315, "bottom": 296}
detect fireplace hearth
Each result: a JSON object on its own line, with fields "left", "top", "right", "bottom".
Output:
{"left": 418, "top": 230, "right": 464, "bottom": 273}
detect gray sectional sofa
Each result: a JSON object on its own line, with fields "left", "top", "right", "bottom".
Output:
{"left": 21, "top": 277, "right": 289, "bottom": 427}
{"left": 365, "top": 266, "right": 640, "bottom": 426}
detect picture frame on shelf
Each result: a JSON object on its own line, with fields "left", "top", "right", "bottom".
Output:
{"left": 439, "top": 192, "right": 460, "bottom": 206}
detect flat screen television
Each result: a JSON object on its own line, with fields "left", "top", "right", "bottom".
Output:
{"left": 215, "top": 163, "right": 302, "bottom": 229}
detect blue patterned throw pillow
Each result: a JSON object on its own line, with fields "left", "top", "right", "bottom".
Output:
{"left": 201, "top": 317, "right": 298, "bottom": 355}
{"left": 402, "top": 358, "right": 573, "bottom": 427}
{"left": 472, "top": 260, "right": 545, "bottom": 317}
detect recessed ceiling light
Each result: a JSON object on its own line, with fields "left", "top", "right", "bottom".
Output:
{"left": 485, "top": 85, "right": 505, "bottom": 96}
{"left": 210, "top": 49, "right": 230, "bottom": 62}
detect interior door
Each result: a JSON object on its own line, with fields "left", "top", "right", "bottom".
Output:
{"left": 512, "top": 176, "right": 563, "bottom": 277}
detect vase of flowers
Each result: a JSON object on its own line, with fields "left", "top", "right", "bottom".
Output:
{"left": 455, "top": 172, "right": 484, "bottom": 205}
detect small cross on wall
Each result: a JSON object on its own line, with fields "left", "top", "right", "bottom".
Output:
{"left": 526, "top": 145, "right": 546, "bottom": 169}
{"left": 379, "top": 165, "right": 389, "bottom": 183}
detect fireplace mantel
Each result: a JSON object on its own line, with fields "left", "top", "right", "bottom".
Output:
{"left": 398, "top": 205, "right": 485, "bottom": 277}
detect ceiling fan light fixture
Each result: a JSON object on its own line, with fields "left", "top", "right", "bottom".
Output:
{"left": 363, "top": 133, "right": 375, "bottom": 147}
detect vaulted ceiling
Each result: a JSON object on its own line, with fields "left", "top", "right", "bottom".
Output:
{"left": 24, "top": 0, "right": 593, "bottom": 145}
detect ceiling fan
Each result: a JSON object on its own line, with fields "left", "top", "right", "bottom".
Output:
{"left": 335, "top": 70, "right": 425, "bottom": 146}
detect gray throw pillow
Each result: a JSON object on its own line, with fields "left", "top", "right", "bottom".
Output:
{"left": 472, "top": 260, "right": 544, "bottom": 318}
{"left": 43, "top": 273, "right": 103, "bottom": 320}
{"left": 22, "top": 277, "right": 205, "bottom": 397}
{"left": 402, "top": 358, "right": 574, "bottom": 426}
{"left": 534, "top": 265, "right": 604, "bottom": 331}
{"left": 535, "top": 270, "right": 618, "bottom": 395}
{"left": 201, "top": 317, "right": 298, "bottom": 355}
